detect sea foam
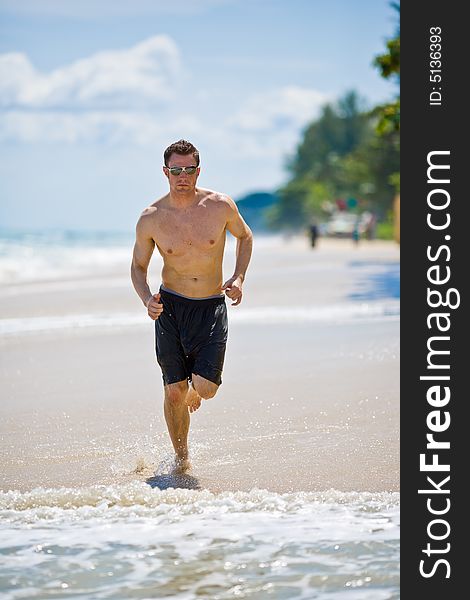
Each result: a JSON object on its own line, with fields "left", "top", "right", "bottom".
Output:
{"left": 0, "top": 483, "right": 400, "bottom": 599}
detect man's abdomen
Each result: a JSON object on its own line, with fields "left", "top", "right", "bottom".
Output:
{"left": 161, "top": 263, "right": 223, "bottom": 298}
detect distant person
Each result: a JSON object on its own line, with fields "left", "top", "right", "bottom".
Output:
{"left": 131, "top": 139, "right": 253, "bottom": 472}
{"left": 309, "top": 222, "right": 319, "bottom": 248}
{"left": 352, "top": 218, "right": 360, "bottom": 245}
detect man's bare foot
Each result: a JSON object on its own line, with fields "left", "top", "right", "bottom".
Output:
{"left": 185, "top": 383, "right": 202, "bottom": 413}
{"left": 172, "top": 456, "right": 191, "bottom": 474}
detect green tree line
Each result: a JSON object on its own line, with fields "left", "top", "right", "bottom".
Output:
{"left": 266, "top": 3, "right": 400, "bottom": 233}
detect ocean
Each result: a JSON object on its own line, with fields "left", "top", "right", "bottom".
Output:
{"left": 0, "top": 229, "right": 135, "bottom": 285}
{"left": 0, "top": 485, "right": 399, "bottom": 599}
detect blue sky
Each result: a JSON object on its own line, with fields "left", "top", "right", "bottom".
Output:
{"left": 0, "top": 0, "right": 398, "bottom": 231}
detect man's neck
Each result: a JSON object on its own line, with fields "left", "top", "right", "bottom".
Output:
{"left": 169, "top": 188, "right": 199, "bottom": 209}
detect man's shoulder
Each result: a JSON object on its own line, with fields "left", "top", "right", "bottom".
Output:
{"left": 199, "top": 188, "right": 235, "bottom": 209}
{"left": 139, "top": 195, "right": 168, "bottom": 218}
{"left": 136, "top": 196, "right": 168, "bottom": 231}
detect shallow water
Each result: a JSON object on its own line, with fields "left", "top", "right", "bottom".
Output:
{"left": 0, "top": 483, "right": 399, "bottom": 599}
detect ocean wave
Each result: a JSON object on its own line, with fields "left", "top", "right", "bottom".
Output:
{"left": 0, "top": 483, "right": 400, "bottom": 599}
{"left": 0, "top": 239, "right": 133, "bottom": 284}
{"left": 0, "top": 301, "right": 399, "bottom": 336}
{"left": 0, "top": 230, "right": 240, "bottom": 284}
{"left": 0, "top": 481, "right": 399, "bottom": 513}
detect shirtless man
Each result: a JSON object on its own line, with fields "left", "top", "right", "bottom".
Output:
{"left": 131, "top": 139, "right": 253, "bottom": 471}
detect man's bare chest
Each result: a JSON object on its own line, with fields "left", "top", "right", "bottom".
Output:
{"left": 153, "top": 209, "right": 226, "bottom": 257}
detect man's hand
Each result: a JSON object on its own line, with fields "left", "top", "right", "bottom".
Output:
{"left": 222, "top": 276, "right": 243, "bottom": 306}
{"left": 146, "top": 293, "right": 164, "bottom": 320}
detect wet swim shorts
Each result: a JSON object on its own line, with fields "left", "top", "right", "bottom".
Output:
{"left": 155, "top": 287, "right": 228, "bottom": 386}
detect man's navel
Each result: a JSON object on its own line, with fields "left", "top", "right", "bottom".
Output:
{"left": 167, "top": 249, "right": 173, "bottom": 254}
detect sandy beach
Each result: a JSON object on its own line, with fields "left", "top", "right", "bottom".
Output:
{"left": 0, "top": 235, "right": 399, "bottom": 494}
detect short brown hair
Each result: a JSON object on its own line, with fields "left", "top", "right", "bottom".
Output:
{"left": 163, "top": 139, "right": 200, "bottom": 167}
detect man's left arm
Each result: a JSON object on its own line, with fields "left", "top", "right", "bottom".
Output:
{"left": 222, "top": 196, "right": 253, "bottom": 306}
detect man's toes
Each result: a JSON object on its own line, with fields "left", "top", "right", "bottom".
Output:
{"left": 188, "top": 398, "right": 201, "bottom": 413}
{"left": 186, "top": 386, "right": 202, "bottom": 413}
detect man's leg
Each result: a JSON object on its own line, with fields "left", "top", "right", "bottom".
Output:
{"left": 163, "top": 378, "right": 218, "bottom": 463}
{"left": 191, "top": 373, "right": 219, "bottom": 401}
{"left": 185, "top": 375, "right": 219, "bottom": 413}
{"left": 163, "top": 380, "right": 190, "bottom": 465}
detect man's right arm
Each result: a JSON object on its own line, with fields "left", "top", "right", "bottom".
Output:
{"left": 131, "top": 210, "right": 163, "bottom": 320}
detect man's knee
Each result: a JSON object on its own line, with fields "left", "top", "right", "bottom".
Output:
{"left": 192, "top": 374, "right": 219, "bottom": 399}
{"left": 164, "top": 380, "right": 188, "bottom": 404}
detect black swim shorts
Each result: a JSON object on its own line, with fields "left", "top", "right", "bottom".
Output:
{"left": 155, "top": 287, "right": 228, "bottom": 386}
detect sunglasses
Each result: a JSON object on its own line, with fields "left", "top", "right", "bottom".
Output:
{"left": 165, "top": 166, "right": 198, "bottom": 176}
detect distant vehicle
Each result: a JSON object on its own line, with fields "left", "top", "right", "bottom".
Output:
{"left": 322, "top": 212, "right": 369, "bottom": 238}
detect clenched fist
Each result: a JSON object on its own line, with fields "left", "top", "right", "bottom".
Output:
{"left": 222, "top": 276, "right": 243, "bottom": 306}
{"left": 146, "top": 293, "right": 164, "bottom": 320}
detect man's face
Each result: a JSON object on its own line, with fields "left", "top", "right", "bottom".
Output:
{"left": 163, "top": 152, "right": 200, "bottom": 193}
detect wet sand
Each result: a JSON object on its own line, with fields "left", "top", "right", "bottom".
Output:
{"left": 0, "top": 236, "right": 399, "bottom": 493}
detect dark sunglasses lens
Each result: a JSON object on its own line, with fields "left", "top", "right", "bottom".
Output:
{"left": 185, "top": 167, "right": 197, "bottom": 175}
{"left": 169, "top": 167, "right": 183, "bottom": 175}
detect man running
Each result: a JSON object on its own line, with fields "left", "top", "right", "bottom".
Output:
{"left": 131, "top": 139, "right": 253, "bottom": 471}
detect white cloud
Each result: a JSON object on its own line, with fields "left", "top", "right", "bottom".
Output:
{"left": 0, "top": 111, "right": 203, "bottom": 145}
{"left": 229, "top": 86, "right": 330, "bottom": 132}
{"left": 0, "top": 41, "right": 330, "bottom": 157}
{"left": 200, "top": 124, "right": 300, "bottom": 161}
{"left": 0, "top": 35, "right": 181, "bottom": 110}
